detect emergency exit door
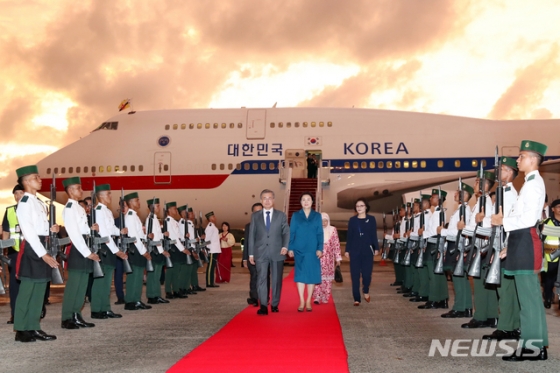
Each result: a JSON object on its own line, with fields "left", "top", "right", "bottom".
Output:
{"left": 246, "top": 109, "right": 266, "bottom": 139}
{"left": 154, "top": 152, "right": 171, "bottom": 184}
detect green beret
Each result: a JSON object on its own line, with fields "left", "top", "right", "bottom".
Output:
{"left": 477, "top": 170, "right": 495, "bottom": 181}
{"left": 124, "top": 192, "right": 138, "bottom": 201}
{"left": 62, "top": 177, "right": 81, "bottom": 188}
{"left": 400, "top": 204, "right": 406, "bottom": 209}
{"left": 521, "top": 140, "right": 547, "bottom": 156}
{"left": 461, "top": 182, "right": 474, "bottom": 196}
{"left": 413, "top": 198, "right": 421, "bottom": 203}
{"left": 187, "top": 207, "right": 193, "bottom": 212}
{"left": 501, "top": 156, "right": 518, "bottom": 170}
{"left": 16, "top": 165, "right": 39, "bottom": 178}
{"left": 166, "top": 201, "right": 177, "bottom": 209}
{"left": 431, "top": 189, "right": 447, "bottom": 198}
{"left": 147, "top": 198, "right": 160, "bottom": 205}
{"left": 95, "top": 184, "right": 111, "bottom": 193}
{"left": 178, "top": 205, "right": 187, "bottom": 212}
{"left": 205, "top": 211, "right": 214, "bottom": 219}
{"left": 421, "top": 194, "right": 431, "bottom": 200}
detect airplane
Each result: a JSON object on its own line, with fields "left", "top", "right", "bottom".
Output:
{"left": 35, "top": 107, "right": 560, "bottom": 228}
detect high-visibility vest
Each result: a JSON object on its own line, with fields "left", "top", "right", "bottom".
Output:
{"left": 6, "top": 205, "right": 21, "bottom": 252}
{"left": 544, "top": 219, "right": 559, "bottom": 265}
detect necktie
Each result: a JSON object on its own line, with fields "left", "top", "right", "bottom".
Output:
{"left": 266, "top": 211, "right": 271, "bottom": 232}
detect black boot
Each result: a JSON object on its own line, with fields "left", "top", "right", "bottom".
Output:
{"left": 72, "top": 313, "right": 95, "bottom": 328}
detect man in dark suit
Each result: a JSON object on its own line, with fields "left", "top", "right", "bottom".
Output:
{"left": 248, "top": 189, "right": 290, "bottom": 315}
{"left": 243, "top": 202, "right": 264, "bottom": 306}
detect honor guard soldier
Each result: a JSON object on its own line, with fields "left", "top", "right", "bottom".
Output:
{"left": 482, "top": 156, "right": 520, "bottom": 341}
{"left": 91, "top": 184, "right": 127, "bottom": 319}
{"left": 178, "top": 205, "right": 196, "bottom": 295}
{"left": 163, "top": 202, "right": 189, "bottom": 299}
{"left": 492, "top": 140, "right": 549, "bottom": 361}
{"left": 419, "top": 189, "right": 448, "bottom": 309}
{"left": 60, "top": 177, "right": 99, "bottom": 329}
{"left": 188, "top": 207, "right": 205, "bottom": 292}
{"left": 410, "top": 195, "right": 432, "bottom": 303}
{"left": 2, "top": 184, "right": 25, "bottom": 324}
{"left": 13, "top": 165, "right": 59, "bottom": 342}
{"left": 145, "top": 198, "right": 170, "bottom": 304}
{"left": 404, "top": 199, "right": 422, "bottom": 299}
{"left": 390, "top": 206, "right": 406, "bottom": 287}
{"left": 123, "top": 192, "right": 152, "bottom": 310}
{"left": 440, "top": 182, "right": 473, "bottom": 318}
{"left": 204, "top": 211, "right": 221, "bottom": 288}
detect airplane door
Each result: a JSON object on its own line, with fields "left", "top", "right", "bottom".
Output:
{"left": 285, "top": 149, "right": 306, "bottom": 178}
{"left": 154, "top": 152, "right": 171, "bottom": 184}
{"left": 246, "top": 109, "right": 266, "bottom": 139}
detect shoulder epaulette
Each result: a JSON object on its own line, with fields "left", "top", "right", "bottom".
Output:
{"left": 20, "top": 196, "right": 28, "bottom": 203}
{"left": 65, "top": 202, "right": 72, "bottom": 208}
{"left": 505, "top": 186, "right": 511, "bottom": 192}
{"left": 527, "top": 175, "right": 535, "bottom": 181}
{"left": 96, "top": 205, "right": 102, "bottom": 210}
{"left": 127, "top": 211, "right": 133, "bottom": 215}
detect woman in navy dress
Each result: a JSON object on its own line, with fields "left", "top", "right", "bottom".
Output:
{"left": 345, "top": 198, "right": 379, "bottom": 306}
{"left": 288, "top": 192, "right": 323, "bottom": 312}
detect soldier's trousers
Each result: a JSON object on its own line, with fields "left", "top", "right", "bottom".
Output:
{"left": 472, "top": 266, "right": 498, "bottom": 321}
{"left": 427, "top": 246, "right": 448, "bottom": 302}
{"left": 165, "top": 265, "right": 180, "bottom": 294}
{"left": 14, "top": 278, "right": 47, "bottom": 331}
{"left": 146, "top": 263, "right": 163, "bottom": 298}
{"left": 410, "top": 251, "right": 420, "bottom": 292}
{"left": 206, "top": 253, "right": 219, "bottom": 286}
{"left": 497, "top": 270, "right": 520, "bottom": 332}
{"left": 191, "top": 262, "right": 199, "bottom": 287}
{"left": 61, "top": 270, "right": 89, "bottom": 320}
{"left": 404, "top": 262, "right": 414, "bottom": 289}
{"left": 91, "top": 263, "right": 115, "bottom": 312}
{"left": 451, "top": 272, "right": 472, "bottom": 311}
{"left": 417, "top": 250, "right": 430, "bottom": 297}
{"left": 180, "top": 262, "right": 193, "bottom": 290}
{"left": 125, "top": 265, "right": 144, "bottom": 303}
{"left": 514, "top": 273, "right": 548, "bottom": 348}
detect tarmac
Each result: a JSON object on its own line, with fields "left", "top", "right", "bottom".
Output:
{"left": 0, "top": 250, "right": 559, "bottom": 373}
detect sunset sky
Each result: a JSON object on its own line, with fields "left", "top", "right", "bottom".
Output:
{"left": 1, "top": 0, "right": 559, "bottom": 212}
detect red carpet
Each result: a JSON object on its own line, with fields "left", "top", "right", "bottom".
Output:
{"left": 168, "top": 270, "right": 349, "bottom": 373}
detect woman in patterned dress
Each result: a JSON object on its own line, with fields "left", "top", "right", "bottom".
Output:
{"left": 312, "top": 213, "right": 342, "bottom": 304}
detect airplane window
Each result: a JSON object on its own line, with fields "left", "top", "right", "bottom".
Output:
{"left": 229, "top": 123, "right": 234, "bottom": 128}
{"left": 482, "top": 160, "right": 487, "bottom": 167}
{"left": 378, "top": 161, "right": 384, "bottom": 168}
{"left": 352, "top": 162, "right": 358, "bottom": 169}
{"left": 76, "top": 167, "right": 81, "bottom": 173}
{"left": 122, "top": 165, "right": 127, "bottom": 172}
{"left": 260, "top": 163, "right": 266, "bottom": 170}
{"left": 163, "top": 165, "right": 169, "bottom": 171}
{"left": 213, "top": 123, "right": 218, "bottom": 129}
{"left": 269, "top": 162, "right": 275, "bottom": 170}
{"left": 107, "top": 166, "right": 112, "bottom": 172}
{"left": 403, "top": 161, "right": 409, "bottom": 169}
{"left": 222, "top": 123, "right": 226, "bottom": 129}
{"left": 311, "top": 122, "right": 316, "bottom": 128}
{"left": 84, "top": 166, "right": 89, "bottom": 173}
{"left": 99, "top": 166, "right": 104, "bottom": 173}
{"left": 286, "top": 122, "right": 291, "bottom": 128}
{"left": 437, "top": 160, "right": 444, "bottom": 168}
{"left": 139, "top": 165, "right": 143, "bottom": 172}
{"left": 220, "top": 164, "right": 224, "bottom": 170}
{"left": 472, "top": 160, "right": 478, "bottom": 167}
{"left": 244, "top": 163, "right": 250, "bottom": 170}
{"left": 420, "top": 161, "right": 426, "bottom": 168}
{"left": 91, "top": 166, "right": 96, "bottom": 173}
{"left": 205, "top": 123, "right": 210, "bottom": 129}
{"left": 181, "top": 124, "right": 186, "bottom": 130}
{"left": 236, "top": 163, "right": 241, "bottom": 170}
{"left": 212, "top": 164, "right": 216, "bottom": 170}
{"left": 131, "top": 165, "right": 135, "bottom": 172}
{"left": 47, "top": 168, "right": 51, "bottom": 174}
{"left": 319, "top": 122, "right": 324, "bottom": 127}
{"left": 303, "top": 122, "right": 308, "bottom": 128}
{"left": 361, "top": 161, "right": 367, "bottom": 169}
{"left": 252, "top": 163, "right": 258, "bottom": 170}
{"left": 115, "top": 166, "right": 119, "bottom": 172}
{"left": 369, "top": 161, "right": 375, "bottom": 169}
{"left": 279, "top": 122, "right": 283, "bottom": 128}
{"left": 228, "top": 164, "right": 233, "bottom": 170}
{"left": 173, "top": 124, "right": 178, "bottom": 130}
{"left": 327, "top": 122, "right": 332, "bottom": 127}
{"left": 395, "top": 161, "right": 401, "bottom": 168}
{"left": 295, "top": 122, "right": 300, "bottom": 128}
{"left": 412, "top": 161, "right": 418, "bottom": 168}
{"left": 69, "top": 167, "right": 74, "bottom": 173}
{"left": 197, "top": 123, "right": 202, "bottom": 129}
{"left": 270, "top": 122, "right": 275, "bottom": 128}
{"left": 165, "top": 125, "right": 170, "bottom": 130}
{"left": 189, "top": 123, "right": 194, "bottom": 129}
{"left": 238, "top": 123, "right": 243, "bottom": 128}
{"left": 454, "top": 160, "right": 461, "bottom": 168}
{"left": 386, "top": 161, "right": 393, "bottom": 169}
{"left": 61, "top": 167, "right": 66, "bottom": 174}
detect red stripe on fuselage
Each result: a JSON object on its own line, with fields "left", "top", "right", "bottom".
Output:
{"left": 38, "top": 174, "right": 230, "bottom": 193}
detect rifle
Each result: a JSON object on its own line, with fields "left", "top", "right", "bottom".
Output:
{"left": 161, "top": 202, "right": 174, "bottom": 268}
{"left": 0, "top": 238, "right": 16, "bottom": 295}
{"left": 381, "top": 212, "right": 388, "bottom": 260}
{"left": 144, "top": 197, "right": 159, "bottom": 272}
{"left": 196, "top": 211, "right": 210, "bottom": 263}
{"left": 453, "top": 178, "right": 468, "bottom": 276}
{"left": 467, "top": 164, "right": 488, "bottom": 277}
{"left": 434, "top": 187, "right": 446, "bottom": 274}
{"left": 486, "top": 149, "right": 505, "bottom": 285}
{"left": 48, "top": 174, "right": 71, "bottom": 284}
{"left": 89, "top": 181, "right": 107, "bottom": 278}
{"left": 414, "top": 195, "right": 426, "bottom": 268}
{"left": 403, "top": 200, "right": 415, "bottom": 266}
{"left": 118, "top": 189, "right": 134, "bottom": 274}
{"left": 392, "top": 208, "right": 402, "bottom": 264}
{"left": 180, "top": 217, "right": 194, "bottom": 265}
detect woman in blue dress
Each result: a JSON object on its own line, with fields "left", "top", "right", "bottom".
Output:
{"left": 288, "top": 192, "right": 323, "bottom": 312}
{"left": 345, "top": 198, "right": 379, "bottom": 306}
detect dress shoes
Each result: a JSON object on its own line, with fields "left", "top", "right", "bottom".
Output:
{"left": 441, "top": 310, "right": 465, "bottom": 318}
{"left": 257, "top": 306, "right": 268, "bottom": 315}
{"left": 502, "top": 347, "right": 547, "bottom": 362}
{"left": 396, "top": 287, "right": 411, "bottom": 294}
{"left": 125, "top": 302, "right": 141, "bottom": 310}
{"left": 157, "top": 296, "right": 170, "bottom": 303}
{"left": 482, "top": 329, "right": 519, "bottom": 341}
{"left": 484, "top": 318, "right": 498, "bottom": 328}
{"left": 41, "top": 306, "right": 46, "bottom": 319}
{"left": 271, "top": 306, "right": 279, "bottom": 313}
{"left": 31, "top": 330, "right": 57, "bottom": 341}
{"left": 91, "top": 312, "right": 108, "bottom": 319}
{"left": 61, "top": 319, "right": 80, "bottom": 329}
{"left": 15, "top": 331, "right": 36, "bottom": 343}
{"left": 464, "top": 308, "right": 473, "bottom": 318}
{"left": 73, "top": 313, "right": 95, "bottom": 327}
{"left": 410, "top": 296, "right": 428, "bottom": 302}
{"left": 390, "top": 281, "right": 403, "bottom": 286}
{"left": 194, "top": 286, "right": 206, "bottom": 291}
{"left": 418, "top": 301, "right": 435, "bottom": 309}
{"left": 138, "top": 301, "right": 152, "bottom": 309}
{"left": 186, "top": 289, "right": 197, "bottom": 295}
{"left": 165, "top": 292, "right": 175, "bottom": 299}
{"left": 247, "top": 298, "right": 258, "bottom": 306}
{"left": 461, "top": 318, "right": 486, "bottom": 328}
{"left": 114, "top": 298, "right": 125, "bottom": 305}
{"left": 147, "top": 297, "right": 159, "bottom": 304}
{"left": 7, "top": 317, "right": 14, "bottom": 324}
{"left": 105, "top": 310, "right": 122, "bottom": 318}
{"left": 434, "top": 300, "right": 448, "bottom": 309}
{"left": 173, "top": 291, "right": 188, "bottom": 299}
{"left": 403, "top": 291, "right": 417, "bottom": 298}
{"left": 544, "top": 299, "right": 551, "bottom": 309}
{"left": 207, "top": 284, "right": 220, "bottom": 288}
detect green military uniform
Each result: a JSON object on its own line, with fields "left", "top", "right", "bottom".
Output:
{"left": 163, "top": 202, "right": 187, "bottom": 298}
{"left": 145, "top": 198, "right": 168, "bottom": 304}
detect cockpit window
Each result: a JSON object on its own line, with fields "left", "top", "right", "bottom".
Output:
{"left": 93, "top": 121, "right": 118, "bottom": 131}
